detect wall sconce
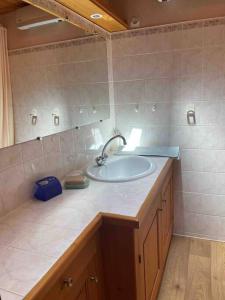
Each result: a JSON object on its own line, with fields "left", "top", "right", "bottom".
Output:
{"left": 52, "top": 113, "right": 60, "bottom": 126}
{"left": 30, "top": 109, "right": 38, "bottom": 125}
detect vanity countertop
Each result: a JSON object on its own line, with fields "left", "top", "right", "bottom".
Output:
{"left": 0, "top": 157, "right": 170, "bottom": 300}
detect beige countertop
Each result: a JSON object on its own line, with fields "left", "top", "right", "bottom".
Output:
{"left": 0, "top": 156, "right": 169, "bottom": 300}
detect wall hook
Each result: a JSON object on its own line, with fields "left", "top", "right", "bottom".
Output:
{"left": 52, "top": 113, "right": 60, "bottom": 126}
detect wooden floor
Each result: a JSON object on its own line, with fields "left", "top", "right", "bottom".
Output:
{"left": 157, "top": 236, "right": 225, "bottom": 300}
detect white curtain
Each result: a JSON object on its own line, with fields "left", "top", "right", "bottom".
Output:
{"left": 0, "top": 26, "right": 14, "bottom": 148}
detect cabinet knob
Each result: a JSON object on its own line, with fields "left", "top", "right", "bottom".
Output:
{"left": 64, "top": 277, "right": 73, "bottom": 288}
{"left": 89, "top": 275, "right": 98, "bottom": 283}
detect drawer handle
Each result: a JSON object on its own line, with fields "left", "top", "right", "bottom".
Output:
{"left": 64, "top": 277, "right": 73, "bottom": 288}
{"left": 89, "top": 276, "right": 98, "bottom": 283}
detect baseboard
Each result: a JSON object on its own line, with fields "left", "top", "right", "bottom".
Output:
{"left": 173, "top": 232, "right": 225, "bottom": 244}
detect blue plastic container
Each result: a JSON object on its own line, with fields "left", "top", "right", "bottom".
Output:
{"left": 34, "top": 176, "right": 62, "bottom": 201}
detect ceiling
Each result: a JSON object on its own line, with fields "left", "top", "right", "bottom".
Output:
{"left": 0, "top": 0, "right": 27, "bottom": 15}
{"left": 109, "top": 0, "right": 225, "bottom": 28}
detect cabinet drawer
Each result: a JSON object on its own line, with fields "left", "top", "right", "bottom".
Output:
{"left": 42, "top": 235, "right": 98, "bottom": 300}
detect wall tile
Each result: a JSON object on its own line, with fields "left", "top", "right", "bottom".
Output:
{"left": 204, "top": 24, "right": 225, "bottom": 46}
{"left": 0, "top": 165, "right": 26, "bottom": 214}
{"left": 203, "top": 46, "right": 225, "bottom": 75}
{"left": 0, "top": 144, "right": 22, "bottom": 172}
{"left": 21, "top": 140, "right": 43, "bottom": 162}
{"left": 182, "top": 26, "right": 203, "bottom": 49}
{"left": 114, "top": 80, "right": 145, "bottom": 104}
{"left": 181, "top": 49, "right": 203, "bottom": 77}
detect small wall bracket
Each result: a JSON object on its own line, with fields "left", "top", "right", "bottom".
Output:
{"left": 187, "top": 110, "right": 196, "bottom": 125}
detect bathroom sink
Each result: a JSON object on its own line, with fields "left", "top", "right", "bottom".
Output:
{"left": 86, "top": 156, "right": 156, "bottom": 182}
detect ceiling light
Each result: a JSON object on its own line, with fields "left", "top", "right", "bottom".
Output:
{"left": 158, "top": 0, "right": 171, "bottom": 2}
{"left": 18, "top": 18, "right": 63, "bottom": 30}
{"left": 90, "top": 13, "right": 103, "bottom": 20}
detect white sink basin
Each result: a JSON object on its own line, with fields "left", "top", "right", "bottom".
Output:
{"left": 86, "top": 156, "right": 156, "bottom": 182}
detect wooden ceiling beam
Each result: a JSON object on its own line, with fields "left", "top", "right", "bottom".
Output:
{"left": 22, "top": 0, "right": 110, "bottom": 37}
{"left": 55, "top": 0, "right": 128, "bottom": 32}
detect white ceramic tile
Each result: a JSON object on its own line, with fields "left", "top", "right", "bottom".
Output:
{"left": 203, "top": 46, "right": 225, "bottom": 75}
{"left": 181, "top": 49, "right": 203, "bottom": 77}
{"left": 114, "top": 80, "right": 145, "bottom": 104}
{"left": 182, "top": 26, "right": 203, "bottom": 49}
{"left": 204, "top": 24, "right": 225, "bottom": 46}
{"left": 112, "top": 35, "right": 147, "bottom": 57}
{"left": 0, "top": 145, "right": 22, "bottom": 172}
{"left": 0, "top": 165, "right": 26, "bottom": 214}
{"left": 21, "top": 139, "right": 43, "bottom": 162}
{"left": 178, "top": 171, "right": 225, "bottom": 195}
{"left": 180, "top": 149, "right": 225, "bottom": 173}
{"left": 175, "top": 191, "right": 225, "bottom": 217}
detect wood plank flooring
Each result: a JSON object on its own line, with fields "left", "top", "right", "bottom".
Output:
{"left": 157, "top": 236, "right": 225, "bottom": 300}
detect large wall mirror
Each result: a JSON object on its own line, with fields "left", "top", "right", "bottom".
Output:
{"left": 0, "top": 2, "right": 110, "bottom": 148}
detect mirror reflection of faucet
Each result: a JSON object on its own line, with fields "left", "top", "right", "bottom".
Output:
{"left": 95, "top": 135, "right": 127, "bottom": 166}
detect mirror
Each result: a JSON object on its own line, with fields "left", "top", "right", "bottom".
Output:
{"left": 0, "top": 4, "right": 110, "bottom": 148}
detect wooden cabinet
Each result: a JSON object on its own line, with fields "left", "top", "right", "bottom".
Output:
{"left": 101, "top": 160, "right": 174, "bottom": 300}
{"left": 25, "top": 159, "right": 174, "bottom": 300}
{"left": 74, "top": 253, "right": 104, "bottom": 300}
{"left": 160, "top": 177, "right": 173, "bottom": 266}
{"left": 25, "top": 230, "right": 105, "bottom": 300}
{"left": 143, "top": 215, "right": 160, "bottom": 300}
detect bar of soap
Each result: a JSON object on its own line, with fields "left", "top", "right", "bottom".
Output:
{"left": 64, "top": 175, "right": 89, "bottom": 189}
{"left": 64, "top": 175, "right": 88, "bottom": 185}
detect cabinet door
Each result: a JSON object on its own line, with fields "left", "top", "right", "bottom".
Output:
{"left": 143, "top": 214, "right": 160, "bottom": 300}
{"left": 161, "top": 178, "right": 173, "bottom": 265}
{"left": 86, "top": 253, "right": 105, "bottom": 300}
{"left": 75, "top": 284, "right": 89, "bottom": 300}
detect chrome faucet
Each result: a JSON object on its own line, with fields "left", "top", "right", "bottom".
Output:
{"left": 96, "top": 134, "right": 127, "bottom": 166}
